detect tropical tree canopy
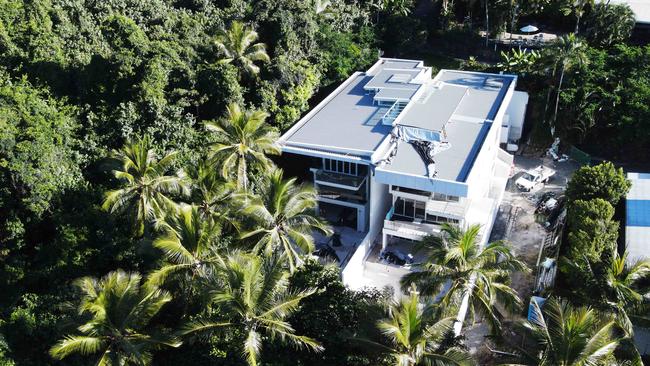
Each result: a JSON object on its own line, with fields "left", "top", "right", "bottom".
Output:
{"left": 498, "top": 48, "right": 541, "bottom": 74}
{"left": 181, "top": 251, "right": 322, "bottom": 366}
{"left": 185, "top": 158, "right": 237, "bottom": 225}
{"left": 545, "top": 33, "right": 589, "bottom": 132}
{"left": 205, "top": 103, "right": 280, "bottom": 191}
{"left": 511, "top": 297, "right": 625, "bottom": 366}
{"left": 50, "top": 270, "right": 181, "bottom": 365}
{"left": 401, "top": 223, "right": 528, "bottom": 334}
{"left": 240, "top": 169, "right": 332, "bottom": 272}
{"left": 102, "top": 136, "right": 189, "bottom": 237}
{"left": 215, "top": 20, "right": 270, "bottom": 76}
{"left": 565, "top": 162, "right": 631, "bottom": 205}
{"left": 372, "top": 287, "right": 474, "bottom": 366}
{"left": 148, "top": 203, "right": 223, "bottom": 286}
{"left": 583, "top": 2, "right": 635, "bottom": 47}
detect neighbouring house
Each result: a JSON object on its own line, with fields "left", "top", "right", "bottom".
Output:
{"left": 625, "top": 172, "right": 650, "bottom": 355}
{"left": 278, "top": 58, "right": 526, "bottom": 296}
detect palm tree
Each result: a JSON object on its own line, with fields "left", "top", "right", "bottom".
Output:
{"left": 50, "top": 270, "right": 180, "bottom": 365}
{"left": 181, "top": 251, "right": 323, "bottom": 366}
{"left": 240, "top": 170, "right": 332, "bottom": 272}
{"left": 598, "top": 251, "right": 650, "bottom": 334}
{"left": 205, "top": 103, "right": 280, "bottom": 191}
{"left": 546, "top": 34, "right": 588, "bottom": 135}
{"left": 509, "top": 297, "right": 623, "bottom": 365}
{"left": 401, "top": 224, "right": 528, "bottom": 334}
{"left": 148, "top": 204, "right": 223, "bottom": 287}
{"left": 561, "top": 0, "right": 595, "bottom": 34}
{"left": 214, "top": 20, "right": 270, "bottom": 76}
{"left": 186, "top": 158, "right": 237, "bottom": 226}
{"left": 370, "top": 287, "right": 474, "bottom": 366}
{"left": 102, "top": 136, "right": 188, "bottom": 237}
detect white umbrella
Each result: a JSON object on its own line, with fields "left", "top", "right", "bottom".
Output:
{"left": 520, "top": 25, "right": 539, "bottom": 33}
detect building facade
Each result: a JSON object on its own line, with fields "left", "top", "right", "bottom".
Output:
{"left": 278, "top": 58, "right": 525, "bottom": 292}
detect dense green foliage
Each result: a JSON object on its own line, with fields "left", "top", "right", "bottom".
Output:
{"left": 565, "top": 198, "right": 618, "bottom": 264}
{"left": 557, "top": 162, "right": 648, "bottom": 361}
{"left": 566, "top": 162, "right": 631, "bottom": 205}
{"left": 0, "top": 0, "right": 647, "bottom": 364}
{"left": 0, "top": 1, "right": 383, "bottom": 364}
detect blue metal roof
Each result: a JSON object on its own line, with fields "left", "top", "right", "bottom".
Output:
{"left": 638, "top": 173, "right": 650, "bottom": 179}
{"left": 627, "top": 200, "right": 650, "bottom": 227}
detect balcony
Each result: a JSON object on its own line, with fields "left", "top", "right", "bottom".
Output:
{"left": 383, "top": 210, "right": 441, "bottom": 239}
{"left": 314, "top": 169, "right": 366, "bottom": 190}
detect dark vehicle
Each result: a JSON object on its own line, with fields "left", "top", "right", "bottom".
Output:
{"left": 536, "top": 192, "right": 559, "bottom": 215}
{"left": 380, "top": 250, "right": 406, "bottom": 266}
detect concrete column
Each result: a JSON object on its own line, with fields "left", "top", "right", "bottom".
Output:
{"left": 382, "top": 232, "right": 387, "bottom": 251}
{"left": 357, "top": 207, "right": 366, "bottom": 232}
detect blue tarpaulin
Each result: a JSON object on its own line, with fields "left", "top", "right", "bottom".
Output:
{"left": 528, "top": 296, "right": 546, "bottom": 323}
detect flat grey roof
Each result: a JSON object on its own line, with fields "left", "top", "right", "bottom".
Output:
{"left": 437, "top": 71, "right": 511, "bottom": 122}
{"left": 375, "top": 87, "right": 419, "bottom": 102}
{"left": 279, "top": 60, "right": 516, "bottom": 183}
{"left": 281, "top": 74, "right": 393, "bottom": 156}
{"left": 379, "top": 70, "right": 514, "bottom": 182}
{"left": 365, "top": 69, "right": 423, "bottom": 91}
{"left": 382, "top": 60, "right": 423, "bottom": 69}
{"left": 398, "top": 84, "right": 467, "bottom": 131}
{"left": 380, "top": 121, "right": 488, "bottom": 181}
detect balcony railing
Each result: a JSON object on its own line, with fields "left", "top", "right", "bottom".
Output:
{"left": 384, "top": 209, "right": 441, "bottom": 237}
{"left": 384, "top": 219, "right": 441, "bottom": 237}
{"left": 314, "top": 169, "right": 366, "bottom": 190}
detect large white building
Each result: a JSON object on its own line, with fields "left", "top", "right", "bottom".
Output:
{"left": 278, "top": 58, "right": 526, "bottom": 294}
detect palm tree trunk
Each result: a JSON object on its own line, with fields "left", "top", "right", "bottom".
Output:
{"left": 574, "top": 14, "right": 581, "bottom": 34}
{"left": 543, "top": 64, "right": 558, "bottom": 125}
{"left": 238, "top": 155, "right": 248, "bottom": 191}
{"left": 485, "top": 0, "right": 489, "bottom": 47}
{"left": 551, "top": 64, "right": 566, "bottom": 135}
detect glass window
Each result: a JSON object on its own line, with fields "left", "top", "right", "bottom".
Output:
{"left": 433, "top": 193, "right": 446, "bottom": 201}
{"left": 415, "top": 201, "right": 425, "bottom": 219}
{"left": 433, "top": 193, "right": 460, "bottom": 202}
{"left": 404, "top": 199, "right": 415, "bottom": 218}
{"left": 324, "top": 159, "right": 333, "bottom": 172}
{"left": 395, "top": 198, "right": 405, "bottom": 216}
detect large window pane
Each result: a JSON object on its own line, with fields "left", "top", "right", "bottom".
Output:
{"left": 395, "top": 198, "right": 405, "bottom": 216}
{"left": 415, "top": 201, "right": 425, "bottom": 219}
{"left": 404, "top": 199, "right": 415, "bottom": 218}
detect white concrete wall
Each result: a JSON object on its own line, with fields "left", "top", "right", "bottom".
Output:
{"left": 465, "top": 121, "right": 501, "bottom": 199}
{"left": 465, "top": 81, "right": 516, "bottom": 200}
{"left": 342, "top": 172, "right": 391, "bottom": 288}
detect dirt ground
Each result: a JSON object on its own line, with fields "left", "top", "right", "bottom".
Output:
{"left": 464, "top": 155, "right": 579, "bottom": 358}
